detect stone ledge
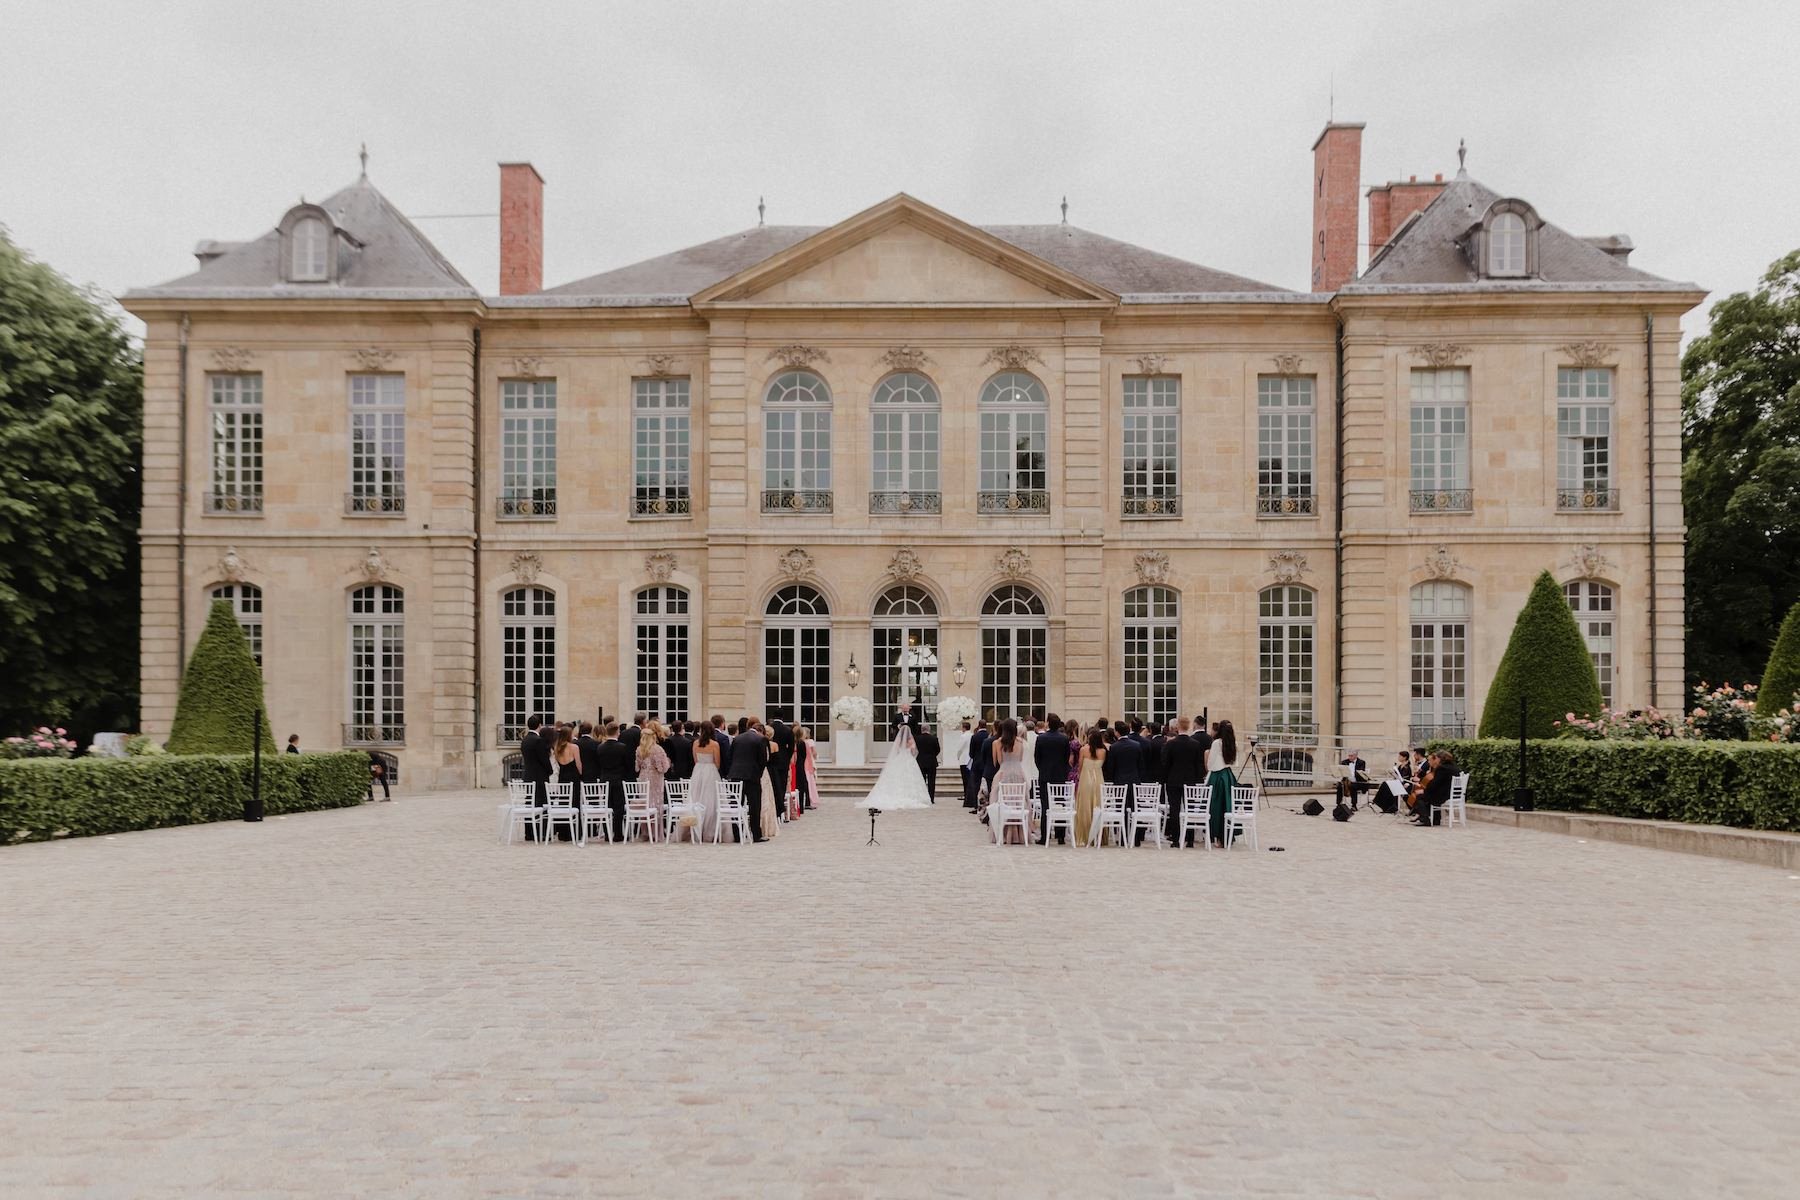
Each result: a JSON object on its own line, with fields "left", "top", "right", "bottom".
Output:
{"left": 1469, "top": 804, "right": 1800, "bottom": 871}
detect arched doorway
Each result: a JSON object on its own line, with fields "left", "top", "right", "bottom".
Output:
{"left": 980, "top": 584, "right": 1047, "bottom": 720}
{"left": 763, "top": 584, "right": 831, "bottom": 747}
{"left": 872, "top": 585, "right": 939, "bottom": 740}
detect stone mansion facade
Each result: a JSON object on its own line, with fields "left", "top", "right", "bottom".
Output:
{"left": 124, "top": 124, "right": 1702, "bottom": 788}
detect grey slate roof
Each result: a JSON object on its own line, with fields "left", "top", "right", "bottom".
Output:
{"left": 531, "top": 223, "right": 1294, "bottom": 305}
{"left": 1349, "top": 174, "right": 1686, "bottom": 291}
{"left": 127, "top": 176, "right": 477, "bottom": 299}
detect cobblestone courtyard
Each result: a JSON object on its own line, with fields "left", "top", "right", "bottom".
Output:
{"left": 4, "top": 789, "right": 1798, "bottom": 1198}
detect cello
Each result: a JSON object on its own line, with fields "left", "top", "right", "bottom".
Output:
{"left": 1406, "top": 759, "right": 1437, "bottom": 813}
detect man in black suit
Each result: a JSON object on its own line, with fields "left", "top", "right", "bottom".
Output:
{"left": 620, "top": 711, "right": 645, "bottom": 755}
{"left": 767, "top": 719, "right": 794, "bottom": 816}
{"left": 726, "top": 720, "right": 770, "bottom": 842}
{"left": 1145, "top": 721, "right": 1168, "bottom": 784}
{"left": 913, "top": 722, "right": 941, "bottom": 804}
{"left": 663, "top": 721, "right": 695, "bottom": 782}
{"left": 965, "top": 721, "right": 990, "bottom": 809}
{"left": 594, "top": 721, "right": 635, "bottom": 841}
{"left": 577, "top": 721, "right": 603, "bottom": 794}
{"left": 1107, "top": 720, "right": 1150, "bottom": 842}
{"left": 1031, "top": 714, "right": 1072, "bottom": 843}
{"left": 1160, "top": 717, "right": 1208, "bottom": 847}
{"left": 519, "top": 714, "right": 552, "bottom": 809}
{"left": 710, "top": 714, "right": 732, "bottom": 772}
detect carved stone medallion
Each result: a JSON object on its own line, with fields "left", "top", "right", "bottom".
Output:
{"left": 218, "top": 546, "right": 247, "bottom": 583}
{"left": 352, "top": 347, "right": 395, "bottom": 370}
{"left": 510, "top": 552, "right": 544, "bottom": 584}
{"left": 1132, "top": 353, "right": 1168, "bottom": 375}
{"left": 1410, "top": 343, "right": 1470, "bottom": 369}
{"left": 641, "top": 353, "right": 681, "bottom": 377}
{"left": 1133, "top": 550, "right": 1171, "bottom": 586}
{"left": 1268, "top": 550, "right": 1308, "bottom": 584}
{"left": 1569, "top": 543, "right": 1610, "bottom": 579}
{"left": 886, "top": 548, "right": 924, "bottom": 582}
{"left": 994, "top": 547, "right": 1032, "bottom": 580}
{"left": 880, "top": 346, "right": 935, "bottom": 373}
{"left": 359, "top": 546, "right": 388, "bottom": 583}
{"left": 510, "top": 356, "right": 546, "bottom": 378}
{"left": 766, "top": 345, "right": 830, "bottom": 370}
{"left": 1422, "top": 545, "right": 1461, "bottom": 580}
{"left": 1559, "top": 342, "right": 1617, "bottom": 370}
{"left": 644, "top": 551, "right": 678, "bottom": 583}
{"left": 209, "top": 346, "right": 256, "bottom": 372}
{"left": 1269, "top": 353, "right": 1306, "bottom": 376}
{"left": 982, "top": 344, "right": 1044, "bottom": 371}
{"left": 776, "top": 547, "right": 815, "bottom": 580}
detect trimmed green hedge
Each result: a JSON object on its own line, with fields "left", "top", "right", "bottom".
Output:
{"left": 0, "top": 751, "right": 369, "bottom": 844}
{"left": 1427, "top": 738, "right": 1800, "bottom": 832}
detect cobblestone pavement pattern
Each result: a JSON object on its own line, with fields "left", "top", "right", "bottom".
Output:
{"left": 4, "top": 788, "right": 1799, "bottom": 1198}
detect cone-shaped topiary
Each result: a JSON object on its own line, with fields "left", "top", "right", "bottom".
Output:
{"left": 1755, "top": 601, "right": 1800, "bottom": 716}
{"left": 166, "top": 600, "right": 276, "bottom": 754}
{"left": 1478, "top": 570, "right": 1604, "bottom": 740}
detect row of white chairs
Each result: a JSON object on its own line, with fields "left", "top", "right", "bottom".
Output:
{"left": 990, "top": 781, "right": 1260, "bottom": 850}
{"left": 502, "top": 779, "right": 756, "bottom": 845}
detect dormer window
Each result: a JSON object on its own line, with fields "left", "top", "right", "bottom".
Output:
{"left": 1474, "top": 198, "right": 1542, "bottom": 279}
{"left": 1489, "top": 212, "right": 1526, "bottom": 275}
{"left": 292, "top": 217, "right": 328, "bottom": 280}
{"left": 278, "top": 204, "right": 338, "bottom": 283}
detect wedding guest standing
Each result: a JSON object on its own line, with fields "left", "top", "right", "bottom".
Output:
{"left": 1031, "top": 715, "right": 1071, "bottom": 844}
{"left": 965, "top": 720, "right": 990, "bottom": 810}
{"left": 638, "top": 718, "right": 671, "bottom": 823}
{"left": 789, "top": 725, "right": 819, "bottom": 812}
{"left": 1206, "top": 720, "right": 1240, "bottom": 847}
{"left": 767, "top": 719, "right": 794, "bottom": 818}
{"left": 989, "top": 719, "right": 1029, "bottom": 843}
{"left": 621, "top": 712, "right": 646, "bottom": 755}
{"left": 726, "top": 719, "right": 770, "bottom": 842}
{"left": 520, "top": 715, "right": 552, "bottom": 808}
{"left": 578, "top": 721, "right": 603, "bottom": 787}
{"left": 1160, "top": 717, "right": 1208, "bottom": 847}
{"left": 596, "top": 722, "right": 634, "bottom": 841}
{"left": 913, "top": 721, "right": 940, "bottom": 805}
{"left": 663, "top": 721, "right": 695, "bottom": 782}
{"left": 1073, "top": 726, "right": 1106, "bottom": 844}
{"left": 711, "top": 714, "right": 732, "bottom": 768}
{"left": 689, "top": 724, "right": 723, "bottom": 841}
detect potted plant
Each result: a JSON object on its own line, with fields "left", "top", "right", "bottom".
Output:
{"left": 831, "top": 695, "right": 874, "bottom": 766}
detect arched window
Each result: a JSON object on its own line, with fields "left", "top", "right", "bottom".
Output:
{"left": 210, "top": 583, "right": 263, "bottom": 669}
{"left": 980, "top": 585, "right": 1047, "bottom": 719}
{"left": 291, "top": 216, "right": 328, "bottom": 281}
{"left": 1489, "top": 212, "right": 1526, "bottom": 276}
{"left": 348, "top": 585, "right": 404, "bottom": 746}
{"left": 762, "top": 371, "right": 833, "bottom": 513}
{"left": 1410, "top": 582, "right": 1471, "bottom": 740}
{"left": 1123, "top": 586, "right": 1179, "bottom": 727}
{"left": 764, "top": 585, "right": 830, "bottom": 742}
{"left": 501, "top": 586, "right": 555, "bottom": 741}
{"left": 1565, "top": 580, "right": 1616, "bottom": 709}
{"left": 873, "top": 585, "right": 939, "bottom": 739}
{"left": 869, "top": 372, "right": 940, "bottom": 513}
{"left": 635, "top": 586, "right": 690, "bottom": 723}
{"left": 1258, "top": 586, "right": 1315, "bottom": 734}
{"left": 978, "top": 372, "right": 1049, "bottom": 514}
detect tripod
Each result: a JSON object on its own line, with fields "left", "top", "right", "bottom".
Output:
{"left": 866, "top": 807, "right": 881, "bottom": 846}
{"left": 1241, "top": 741, "right": 1271, "bottom": 808}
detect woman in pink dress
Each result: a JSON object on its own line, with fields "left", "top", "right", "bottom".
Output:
{"left": 989, "top": 719, "right": 1029, "bottom": 844}
{"left": 637, "top": 718, "right": 671, "bottom": 825}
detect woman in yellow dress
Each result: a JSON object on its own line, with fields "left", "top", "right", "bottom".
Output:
{"left": 1073, "top": 726, "right": 1107, "bottom": 844}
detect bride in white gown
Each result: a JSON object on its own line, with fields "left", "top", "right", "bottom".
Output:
{"left": 858, "top": 726, "right": 933, "bottom": 811}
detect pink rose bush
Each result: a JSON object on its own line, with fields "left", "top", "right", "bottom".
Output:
{"left": 0, "top": 726, "right": 79, "bottom": 759}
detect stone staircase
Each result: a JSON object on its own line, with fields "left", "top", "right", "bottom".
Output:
{"left": 814, "top": 764, "right": 885, "bottom": 804}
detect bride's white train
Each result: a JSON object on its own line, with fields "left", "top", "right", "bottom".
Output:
{"left": 857, "top": 726, "right": 933, "bottom": 811}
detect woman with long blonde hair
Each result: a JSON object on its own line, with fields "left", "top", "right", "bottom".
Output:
{"left": 637, "top": 718, "right": 671, "bottom": 822}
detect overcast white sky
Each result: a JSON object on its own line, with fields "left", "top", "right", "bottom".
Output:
{"left": 3, "top": 0, "right": 1796, "bottom": 335}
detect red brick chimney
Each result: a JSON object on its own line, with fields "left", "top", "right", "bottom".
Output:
{"left": 1367, "top": 173, "right": 1447, "bottom": 254}
{"left": 499, "top": 162, "right": 544, "bottom": 295}
{"left": 1310, "top": 122, "right": 1363, "bottom": 292}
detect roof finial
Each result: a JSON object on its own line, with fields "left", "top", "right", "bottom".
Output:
{"left": 758, "top": 195, "right": 765, "bottom": 227}
{"left": 1456, "top": 137, "right": 1467, "bottom": 176}
{"left": 359, "top": 142, "right": 368, "bottom": 178}
{"left": 1060, "top": 195, "right": 1068, "bottom": 225}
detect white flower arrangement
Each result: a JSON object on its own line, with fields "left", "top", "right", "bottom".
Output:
{"left": 936, "top": 695, "right": 980, "bottom": 728}
{"left": 831, "top": 695, "right": 874, "bottom": 730}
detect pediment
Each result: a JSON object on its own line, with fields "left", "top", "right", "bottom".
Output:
{"left": 691, "top": 194, "right": 1117, "bottom": 307}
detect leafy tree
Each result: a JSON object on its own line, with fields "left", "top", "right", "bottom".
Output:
{"left": 1756, "top": 601, "right": 1800, "bottom": 716}
{"left": 0, "top": 228, "right": 142, "bottom": 742}
{"left": 166, "top": 601, "right": 274, "bottom": 754}
{"left": 1479, "top": 571, "right": 1604, "bottom": 739}
{"left": 1682, "top": 249, "right": 1800, "bottom": 687}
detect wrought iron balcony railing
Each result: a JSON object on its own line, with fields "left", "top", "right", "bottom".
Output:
{"left": 343, "top": 722, "right": 405, "bottom": 747}
{"left": 977, "top": 489, "right": 1051, "bottom": 515}
{"left": 632, "top": 489, "right": 691, "bottom": 517}
{"left": 498, "top": 490, "right": 557, "bottom": 519}
{"left": 1557, "top": 487, "right": 1620, "bottom": 512}
{"left": 1409, "top": 722, "right": 1471, "bottom": 742}
{"left": 497, "top": 722, "right": 526, "bottom": 744}
{"left": 1410, "top": 488, "right": 1473, "bottom": 513}
{"left": 869, "top": 490, "right": 942, "bottom": 515}
{"left": 205, "top": 490, "right": 263, "bottom": 514}
{"left": 1257, "top": 491, "right": 1315, "bottom": 517}
{"left": 1122, "top": 492, "right": 1181, "bottom": 517}
{"left": 761, "top": 488, "right": 833, "bottom": 514}
{"left": 346, "top": 488, "right": 405, "bottom": 515}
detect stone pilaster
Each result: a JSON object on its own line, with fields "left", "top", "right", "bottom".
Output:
{"left": 139, "top": 323, "right": 183, "bottom": 736}
{"left": 428, "top": 333, "right": 477, "bottom": 785}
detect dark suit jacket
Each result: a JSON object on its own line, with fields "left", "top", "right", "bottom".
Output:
{"left": 1160, "top": 734, "right": 1207, "bottom": 794}
{"left": 1145, "top": 735, "right": 1166, "bottom": 780}
{"left": 913, "top": 728, "right": 940, "bottom": 776}
{"left": 1107, "top": 735, "right": 1145, "bottom": 786}
{"left": 620, "top": 725, "right": 642, "bottom": 754}
{"left": 1032, "top": 731, "right": 1071, "bottom": 789}
{"left": 713, "top": 728, "right": 732, "bottom": 767}
{"left": 520, "top": 730, "right": 552, "bottom": 783}
{"left": 663, "top": 733, "right": 695, "bottom": 781}
{"left": 769, "top": 722, "right": 794, "bottom": 774}
{"left": 1422, "top": 766, "right": 1456, "bottom": 807}
{"left": 967, "top": 728, "right": 990, "bottom": 775}
{"left": 578, "top": 735, "right": 603, "bottom": 784}
{"left": 726, "top": 729, "right": 769, "bottom": 781}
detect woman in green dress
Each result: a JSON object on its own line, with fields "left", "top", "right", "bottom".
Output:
{"left": 1206, "top": 720, "right": 1239, "bottom": 847}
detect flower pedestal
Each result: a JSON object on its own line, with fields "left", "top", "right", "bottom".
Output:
{"left": 837, "top": 729, "right": 867, "bottom": 767}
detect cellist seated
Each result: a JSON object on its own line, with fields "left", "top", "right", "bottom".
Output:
{"left": 1411, "top": 750, "right": 1456, "bottom": 826}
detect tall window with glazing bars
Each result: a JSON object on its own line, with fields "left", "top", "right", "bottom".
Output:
{"left": 348, "top": 374, "right": 405, "bottom": 514}
{"left": 499, "top": 379, "right": 556, "bottom": 518}
{"left": 1556, "top": 367, "right": 1617, "bottom": 510}
{"left": 347, "top": 585, "right": 404, "bottom": 746}
{"left": 1409, "top": 368, "right": 1470, "bottom": 512}
{"left": 207, "top": 373, "right": 263, "bottom": 513}
{"left": 1257, "top": 376, "right": 1314, "bottom": 515}
{"left": 501, "top": 586, "right": 555, "bottom": 743}
{"left": 633, "top": 378, "right": 691, "bottom": 516}
{"left": 1121, "top": 377, "right": 1179, "bottom": 516}
{"left": 978, "top": 372, "right": 1049, "bottom": 514}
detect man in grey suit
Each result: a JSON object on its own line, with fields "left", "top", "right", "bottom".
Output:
{"left": 726, "top": 719, "right": 771, "bottom": 843}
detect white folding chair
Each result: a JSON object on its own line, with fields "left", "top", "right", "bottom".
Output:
{"left": 1042, "top": 783, "right": 1076, "bottom": 845}
{"left": 1178, "top": 784, "right": 1212, "bottom": 850}
{"left": 1222, "top": 785, "right": 1260, "bottom": 851}
{"left": 1129, "top": 783, "right": 1166, "bottom": 848}
{"left": 714, "top": 780, "right": 751, "bottom": 844}
{"left": 1441, "top": 773, "right": 1469, "bottom": 828}
{"left": 1089, "top": 784, "right": 1128, "bottom": 847}
{"left": 620, "top": 781, "right": 658, "bottom": 843}
{"left": 503, "top": 781, "right": 542, "bottom": 845}
{"left": 992, "top": 782, "right": 1031, "bottom": 846}
{"left": 662, "top": 780, "right": 700, "bottom": 843}
{"left": 543, "top": 782, "right": 579, "bottom": 845}
{"left": 579, "top": 782, "right": 610, "bottom": 844}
